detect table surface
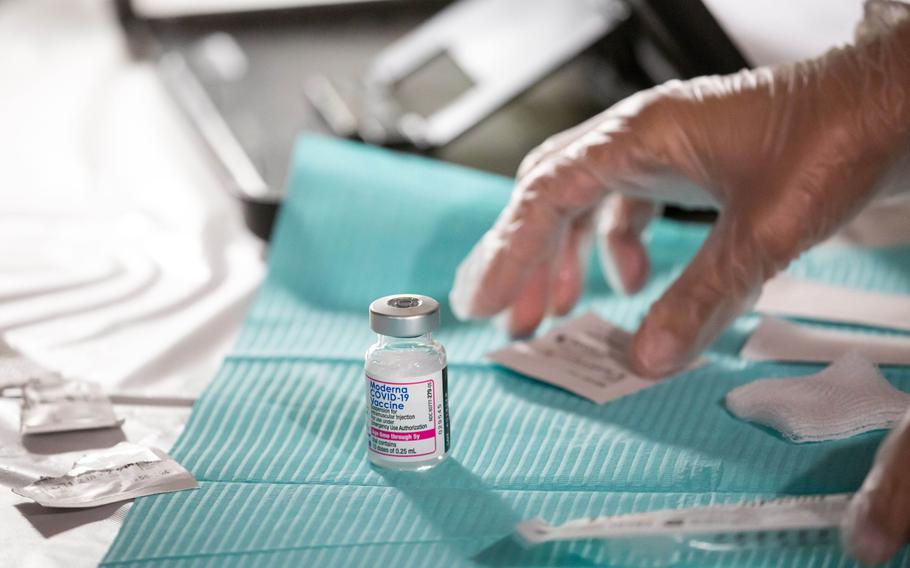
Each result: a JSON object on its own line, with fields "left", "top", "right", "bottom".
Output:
{"left": 0, "top": 0, "right": 869, "bottom": 566}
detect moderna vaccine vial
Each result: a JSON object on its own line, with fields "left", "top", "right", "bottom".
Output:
{"left": 365, "top": 294, "right": 450, "bottom": 470}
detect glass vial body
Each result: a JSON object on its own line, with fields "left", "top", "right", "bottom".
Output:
{"left": 365, "top": 295, "right": 449, "bottom": 471}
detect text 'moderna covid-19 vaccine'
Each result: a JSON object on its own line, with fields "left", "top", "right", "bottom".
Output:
{"left": 365, "top": 294, "right": 449, "bottom": 470}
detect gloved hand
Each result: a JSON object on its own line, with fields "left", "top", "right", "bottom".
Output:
{"left": 450, "top": 0, "right": 910, "bottom": 377}
{"left": 843, "top": 407, "right": 910, "bottom": 565}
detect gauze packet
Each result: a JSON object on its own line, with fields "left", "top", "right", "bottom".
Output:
{"left": 487, "top": 312, "right": 658, "bottom": 404}
{"left": 488, "top": 312, "right": 702, "bottom": 404}
{"left": 13, "top": 442, "right": 197, "bottom": 508}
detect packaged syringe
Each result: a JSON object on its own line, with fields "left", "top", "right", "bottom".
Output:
{"left": 518, "top": 494, "right": 850, "bottom": 552}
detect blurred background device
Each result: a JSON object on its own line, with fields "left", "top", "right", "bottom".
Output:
{"left": 115, "top": 0, "right": 749, "bottom": 239}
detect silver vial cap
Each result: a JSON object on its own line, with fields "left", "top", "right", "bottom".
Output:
{"left": 370, "top": 294, "right": 440, "bottom": 338}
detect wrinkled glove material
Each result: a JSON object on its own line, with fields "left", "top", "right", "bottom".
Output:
{"left": 450, "top": 0, "right": 910, "bottom": 379}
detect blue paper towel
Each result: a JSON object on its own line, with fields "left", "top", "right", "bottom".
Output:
{"left": 102, "top": 134, "right": 910, "bottom": 567}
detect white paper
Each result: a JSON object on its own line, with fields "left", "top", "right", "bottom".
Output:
{"left": 518, "top": 494, "right": 851, "bottom": 545}
{"left": 12, "top": 442, "right": 197, "bottom": 508}
{"left": 487, "top": 312, "right": 663, "bottom": 404}
{"left": 742, "top": 317, "right": 910, "bottom": 366}
{"left": 755, "top": 275, "right": 910, "bottom": 333}
{"left": 20, "top": 378, "right": 122, "bottom": 435}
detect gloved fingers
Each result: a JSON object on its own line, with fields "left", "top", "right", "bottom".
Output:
{"left": 552, "top": 211, "right": 596, "bottom": 317}
{"left": 516, "top": 113, "right": 612, "bottom": 179}
{"left": 452, "top": 88, "right": 722, "bottom": 323}
{"left": 596, "top": 194, "right": 659, "bottom": 295}
{"left": 843, "top": 409, "right": 910, "bottom": 566}
{"left": 508, "top": 211, "right": 596, "bottom": 334}
{"left": 506, "top": 257, "right": 555, "bottom": 337}
{"left": 450, "top": 153, "right": 607, "bottom": 320}
{"left": 630, "top": 214, "right": 764, "bottom": 377}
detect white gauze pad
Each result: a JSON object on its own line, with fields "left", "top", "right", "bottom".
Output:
{"left": 725, "top": 352, "right": 910, "bottom": 443}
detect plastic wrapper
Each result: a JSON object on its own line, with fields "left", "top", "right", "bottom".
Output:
{"left": 12, "top": 442, "right": 197, "bottom": 508}
{"left": 517, "top": 494, "right": 851, "bottom": 559}
{"left": 20, "top": 378, "right": 121, "bottom": 435}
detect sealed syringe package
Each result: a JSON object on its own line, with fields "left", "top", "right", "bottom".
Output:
{"left": 516, "top": 494, "right": 851, "bottom": 565}
{"left": 13, "top": 442, "right": 197, "bottom": 508}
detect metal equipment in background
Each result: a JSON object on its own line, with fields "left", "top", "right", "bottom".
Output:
{"left": 305, "top": 0, "right": 631, "bottom": 149}
{"left": 115, "top": 0, "right": 748, "bottom": 239}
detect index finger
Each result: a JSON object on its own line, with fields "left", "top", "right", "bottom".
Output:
{"left": 450, "top": 147, "right": 607, "bottom": 319}
{"left": 843, "top": 409, "right": 910, "bottom": 565}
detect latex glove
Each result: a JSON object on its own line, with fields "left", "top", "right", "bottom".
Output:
{"left": 843, "top": 407, "right": 910, "bottom": 565}
{"left": 450, "top": 1, "right": 910, "bottom": 377}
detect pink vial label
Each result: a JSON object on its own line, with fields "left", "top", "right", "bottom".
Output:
{"left": 366, "top": 369, "right": 448, "bottom": 460}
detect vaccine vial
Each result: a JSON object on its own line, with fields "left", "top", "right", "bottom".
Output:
{"left": 365, "top": 294, "right": 449, "bottom": 471}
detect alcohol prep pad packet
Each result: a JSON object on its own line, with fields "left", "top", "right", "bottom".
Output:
{"left": 487, "top": 312, "right": 703, "bottom": 404}
{"left": 13, "top": 442, "right": 197, "bottom": 508}
{"left": 20, "top": 377, "right": 121, "bottom": 435}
